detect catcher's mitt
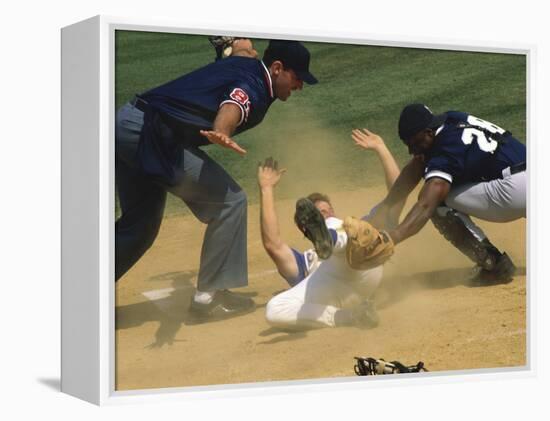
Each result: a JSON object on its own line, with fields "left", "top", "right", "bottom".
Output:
{"left": 343, "top": 216, "right": 394, "bottom": 270}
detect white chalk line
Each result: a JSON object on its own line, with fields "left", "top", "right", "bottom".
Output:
{"left": 141, "top": 268, "right": 279, "bottom": 303}
{"left": 142, "top": 287, "right": 176, "bottom": 301}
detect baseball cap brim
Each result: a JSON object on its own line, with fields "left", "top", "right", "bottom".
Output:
{"left": 296, "top": 70, "right": 318, "bottom": 85}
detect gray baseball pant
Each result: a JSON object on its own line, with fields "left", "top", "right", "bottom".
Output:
{"left": 445, "top": 170, "right": 526, "bottom": 222}
{"left": 115, "top": 102, "right": 248, "bottom": 291}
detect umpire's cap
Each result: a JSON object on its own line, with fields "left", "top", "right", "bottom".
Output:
{"left": 398, "top": 104, "right": 447, "bottom": 141}
{"left": 263, "top": 40, "right": 318, "bottom": 85}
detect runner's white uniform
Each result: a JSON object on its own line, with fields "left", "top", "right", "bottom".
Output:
{"left": 265, "top": 217, "right": 383, "bottom": 329}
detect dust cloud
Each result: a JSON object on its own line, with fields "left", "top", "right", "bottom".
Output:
{"left": 257, "top": 107, "right": 385, "bottom": 207}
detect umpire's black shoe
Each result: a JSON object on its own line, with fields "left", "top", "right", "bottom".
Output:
{"left": 189, "top": 290, "right": 255, "bottom": 320}
{"left": 350, "top": 300, "right": 380, "bottom": 329}
{"left": 294, "top": 198, "right": 333, "bottom": 260}
{"left": 470, "top": 252, "right": 516, "bottom": 286}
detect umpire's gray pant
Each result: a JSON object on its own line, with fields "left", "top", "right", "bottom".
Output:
{"left": 115, "top": 102, "right": 248, "bottom": 291}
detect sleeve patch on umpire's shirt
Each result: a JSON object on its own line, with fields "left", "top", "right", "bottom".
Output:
{"left": 228, "top": 88, "right": 251, "bottom": 124}
{"left": 230, "top": 88, "right": 249, "bottom": 105}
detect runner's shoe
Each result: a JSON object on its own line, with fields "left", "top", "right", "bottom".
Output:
{"left": 294, "top": 198, "right": 334, "bottom": 259}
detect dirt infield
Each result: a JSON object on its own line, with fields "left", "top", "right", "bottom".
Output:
{"left": 115, "top": 185, "right": 526, "bottom": 391}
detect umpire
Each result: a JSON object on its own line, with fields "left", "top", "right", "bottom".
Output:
{"left": 115, "top": 39, "right": 318, "bottom": 319}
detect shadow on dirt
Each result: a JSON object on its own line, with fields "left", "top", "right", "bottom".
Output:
{"left": 377, "top": 266, "right": 526, "bottom": 310}
{"left": 116, "top": 271, "right": 196, "bottom": 348}
{"left": 116, "top": 270, "right": 261, "bottom": 348}
{"left": 256, "top": 327, "right": 308, "bottom": 344}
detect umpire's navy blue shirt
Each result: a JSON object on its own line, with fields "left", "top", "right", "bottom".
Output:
{"left": 424, "top": 111, "right": 526, "bottom": 185}
{"left": 141, "top": 56, "right": 275, "bottom": 146}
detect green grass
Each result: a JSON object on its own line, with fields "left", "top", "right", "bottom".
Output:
{"left": 115, "top": 31, "right": 526, "bottom": 217}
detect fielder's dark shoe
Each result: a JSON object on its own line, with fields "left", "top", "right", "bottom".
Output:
{"left": 347, "top": 299, "right": 380, "bottom": 329}
{"left": 189, "top": 289, "right": 255, "bottom": 321}
{"left": 470, "top": 252, "right": 516, "bottom": 286}
{"left": 294, "top": 198, "right": 333, "bottom": 260}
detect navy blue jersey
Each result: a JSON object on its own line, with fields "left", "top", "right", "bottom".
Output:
{"left": 424, "top": 111, "right": 526, "bottom": 184}
{"left": 141, "top": 56, "right": 275, "bottom": 146}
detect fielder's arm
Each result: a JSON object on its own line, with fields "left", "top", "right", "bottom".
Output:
{"left": 200, "top": 103, "right": 247, "bottom": 155}
{"left": 257, "top": 158, "right": 301, "bottom": 281}
{"left": 384, "top": 155, "right": 425, "bottom": 205}
{"left": 367, "top": 155, "right": 425, "bottom": 228}
{"left": 351, "top": 128, "right": 407, "bottom": 228}
{"left": 387, "top": 177, "right": 450, "bottom": 245}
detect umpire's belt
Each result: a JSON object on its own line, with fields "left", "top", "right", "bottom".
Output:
{"left": 501, "top": 162, "right": 526, "bottom": 178}
{"left": 131, "top": 96, "right": 149, "bottom": 112}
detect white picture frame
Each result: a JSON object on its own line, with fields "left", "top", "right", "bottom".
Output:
{"left": 61, "top": 15, "right": 534, "bottom": 406}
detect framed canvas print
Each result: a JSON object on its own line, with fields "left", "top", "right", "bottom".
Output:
{"left": 61, "top": 15, "right": 532, "bottom": 405}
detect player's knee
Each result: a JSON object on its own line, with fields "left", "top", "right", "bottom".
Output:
{"left": 265, "top": 297, "right": 282, "bottom": 326}
{"left": 225, "top": 189, "right": 247, "bottom": 221}
{"left": 215, "top": 189, "right": 247, "bottom": 218}
{"left": 265, "top": 292, "right": 305, "bottom": 328}
{"left": 265, "top": 295, "right": 292, "bottom": 326}
{"left": 199, "top": 190, "right": 247, "bottom": 224}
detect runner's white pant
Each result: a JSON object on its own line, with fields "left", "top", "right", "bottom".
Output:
{"left": 265, "top": 217, "right": 383, "bottom": 329}
{"left": 265, "top": 264, "right": 383, "bottom": 329}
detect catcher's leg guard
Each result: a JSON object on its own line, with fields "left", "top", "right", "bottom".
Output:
{"left": 431, "top": 206, "right": 502, "bottom": 270}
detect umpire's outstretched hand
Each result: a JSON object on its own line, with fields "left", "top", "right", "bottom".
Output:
{"left": 200, "top": 130, "right": 247, "bottom": 155}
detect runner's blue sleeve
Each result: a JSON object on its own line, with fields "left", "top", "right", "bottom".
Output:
{"left": 284, "top": 248, "right": 308, "bottom": 287}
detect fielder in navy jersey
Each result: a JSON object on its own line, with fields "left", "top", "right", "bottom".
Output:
{"left": 368, "top": 104, "right": 526, "bottom": 283}
{"left": 115, "top": 39, "right": 317, "bottom": 320}
{"left": 422, "top": 111, "right": 525, "bottom": 187}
